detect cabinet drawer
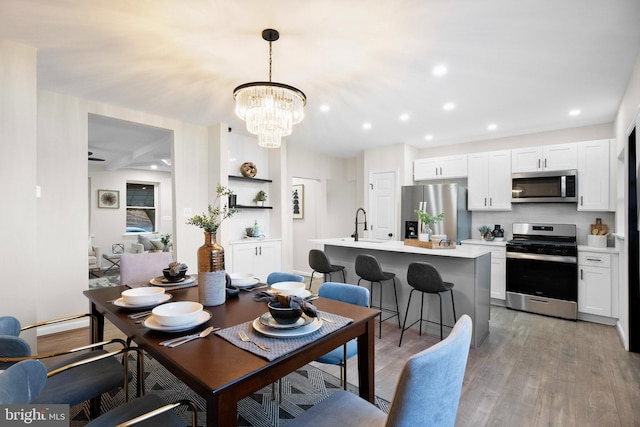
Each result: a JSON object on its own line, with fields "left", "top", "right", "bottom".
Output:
{"left": 488, "top": 247, "right": 506, "bottom": 259}
{"left": 578, "top": 252, "right": 611, "bottom": 268}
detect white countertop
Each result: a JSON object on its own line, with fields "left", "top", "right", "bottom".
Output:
{"left": 312, "top": 237, "right": 491, "bottom": 259}
{"left": 461, "top": 239, "right": 507, "bottom": 247}
{"left": 577, "top": 245, "right": 619, "bottom": 254}
{"left": 228, "top": 237, "right": 282, "bottom": 245}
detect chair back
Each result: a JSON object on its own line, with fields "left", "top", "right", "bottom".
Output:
{"left": 0, "top": 360, "right": 47, "bottom": 404}
{"left": 318, "top": 282, "right": 369, "bottom": 307}
{"left": 266, "top": 272, "right": 304, "bottom": 285}
{"left": 385, "top": 314, "right": 472, "bottom": 427}
{"left": 355, "top": 254, "right": 386, "bottom": 282}
{"left": 120, "top": 252, "right": 174, "bottom": 287}
{"left": 406, "top": 262, "right": 448, "bottom": 293}
{"left": 309, "top": 249, "right": 332, "bottom": 273}
{"left": 0, "top": 316, "right": 21, "bottom": 336}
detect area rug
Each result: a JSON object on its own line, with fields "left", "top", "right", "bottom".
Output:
{"left": 70, "top": 354, "right": 390, "bottom": 426}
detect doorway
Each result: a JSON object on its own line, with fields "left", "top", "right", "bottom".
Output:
{"left": 369, "top": 170, "right": 398, "bottom": 240}
{"left": 628, "top": 127, "right": 639, "bottom": 353}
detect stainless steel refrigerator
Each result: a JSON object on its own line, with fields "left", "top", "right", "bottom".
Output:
{"left": 401, "top": 183, "right": 471, "bottom": 243}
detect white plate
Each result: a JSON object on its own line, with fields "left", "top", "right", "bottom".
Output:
{"left": 144, "top": 310, "right": 211, "bottom": 332}
{"left": 112, "top": 293, "right": 172, "bottom": 309}
{"left": 150, "top": 275, "right": 196, "bottom": 286}
{"left": 233, "top": 278, "right": 260, "bottom": 289}
{"left": 259, "top": 312, "right": 314, "bottom": 330}
{"left": 252, "top": 316, "right": 323, "bottom": 338}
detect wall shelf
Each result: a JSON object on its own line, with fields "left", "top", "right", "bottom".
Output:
{"left": 228, "top": 175, "right": 272, "bottom": 183}
{"left": 234, "top": 205, "right": 273, "bottom": 210}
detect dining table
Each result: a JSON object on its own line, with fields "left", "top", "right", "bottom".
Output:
{"left": 83, "top": 284, "right": 379, "bottom": 427}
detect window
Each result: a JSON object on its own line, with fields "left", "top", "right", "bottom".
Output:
{"left": 126, "top": 183, "right": 156, "bottom": 232}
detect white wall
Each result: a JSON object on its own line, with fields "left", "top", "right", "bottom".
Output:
{"left": 89, "top": 166, "right": 173, "bottom": 263}
{"left": 0, "top": 39, "right": 38, "bottom": 348}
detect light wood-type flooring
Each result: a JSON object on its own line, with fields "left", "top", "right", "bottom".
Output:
{"left": 39, "top": 301, "right": 640, "bottom": 426}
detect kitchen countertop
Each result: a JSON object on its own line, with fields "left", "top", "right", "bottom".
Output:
{"left": 311, "top": 237, "right": 491, "bottom": 259}
{"left": 577, "top": 245, "right": 619, "bottom": 254}
{"left": 461, "top": 239, "right": 507, "bottom": 247}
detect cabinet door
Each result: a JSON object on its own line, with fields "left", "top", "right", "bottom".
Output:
{"left": 441, "top": 155, "right": 468, "bottom": 178}
{"left": 487, "top": 150, "right": 512, "bottom": 210}
{"left": 467, "top": 153, "right": 489, "bottom": 210}
{"left": 578, "top": 139, "right": 611, "bottom": 211}
{"left": 414, "top": 158, "right": 440, "bottom": 181}
{"left": 511, "top": 147, "right": 543, "bottom": 172}
{"left": 231, "top": 244, "right": 258, "bottom": 274}
{"left": 258, "top": 241, "right": 282, "bottom": 280}
{"left": 579, "top": 266, "right": 611, "bottom": 316}
{"left": 543, "top": 143, "right": 577, "bottom": 171}
{"left": 491, "top": 256, "right": 506, "bottom": 300}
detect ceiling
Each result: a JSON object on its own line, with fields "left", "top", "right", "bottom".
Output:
{"left": 2, "top": 0, "right": 640, "bottom": 163}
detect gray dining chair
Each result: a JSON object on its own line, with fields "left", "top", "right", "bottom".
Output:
{"left": 289, "top": 314, "right": 473, "bottom": 427}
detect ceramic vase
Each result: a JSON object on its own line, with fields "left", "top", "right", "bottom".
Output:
{"left": 197, "top": 231, "right": 226, "bottom": 306}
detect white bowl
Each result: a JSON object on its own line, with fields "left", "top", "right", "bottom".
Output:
{"left": 152, "top": 301, "right": 203, "bottom": 327}
{"left": 229, "top": 272, "right": 255, "bottom": 286}
{"left": 271, "top": 281, "right": 307, "bottom": 297}
{"left": 121, "top": 287, "right": 165, "bottom": 306}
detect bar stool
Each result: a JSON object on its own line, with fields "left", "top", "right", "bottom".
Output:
{"left": 399, "top": 262, "right": 457, "bottom": 347}
{"left": 355, "top": 254, "right": 401, "bottom": 338}
{"left": 308, "top": 249, "right": 346, "bottom": 290}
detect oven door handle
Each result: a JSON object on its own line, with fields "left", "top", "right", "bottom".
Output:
{"left": 506, "top": 251, "right": 577, "bottom": 264}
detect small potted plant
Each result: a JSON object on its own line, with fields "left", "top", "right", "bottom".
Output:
{"left": 254, "top": 190, "right": 267, "bottom": 207}
{"left": 478, "top": 225, "right": 493, "bottom": 241}
{"left": 414, "top": 209, "right": 445, "bottom": 242}
{"left": 160, "top": 233, "right": 172, "bottom": 252}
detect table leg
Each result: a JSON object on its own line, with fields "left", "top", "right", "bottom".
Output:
{"left": 89, "top": 301, "right": 105, "bottom": 418}
{"left": 207, "top": 394, "right": 237, "bottom": 427}
{"left": 357, "top": 317, "right": 376, "bottom": 403}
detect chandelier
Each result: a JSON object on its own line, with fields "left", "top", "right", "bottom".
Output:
{"left": 233, "top": 29, "right": 307, "bottom": 148}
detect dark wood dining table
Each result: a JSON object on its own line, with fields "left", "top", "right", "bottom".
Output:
{"left": 84, "top": 285, "right": 379, "bottom": 427}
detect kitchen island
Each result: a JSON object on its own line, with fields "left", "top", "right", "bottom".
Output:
{"left": 312, "top": 238, "right": 491, "bottom": 347}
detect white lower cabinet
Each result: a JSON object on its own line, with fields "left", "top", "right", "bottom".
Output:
{"left": 231, "top": 240, "right": 282, "bottom": 281}
{"left": 578, "top": 251, "right": 612, "bottom": 317}
{"left": 461, "top": 241, "right": 506, "bottom": 301}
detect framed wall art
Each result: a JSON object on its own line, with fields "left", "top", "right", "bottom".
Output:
{"left": 292, "top": 184, "right": 304, "bottom": 219}
{"left": 98, "top": 189, "right": 119, "bottom": 209}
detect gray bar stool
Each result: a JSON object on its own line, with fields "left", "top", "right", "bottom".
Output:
{"left": 355, "top": 254, "right": 401, "bottom": 338}
{"left": 399, "top": 262, "right": 457, "bottom": 347}
{"left": 308, "top": 249, "right": 346, "bottom": 290}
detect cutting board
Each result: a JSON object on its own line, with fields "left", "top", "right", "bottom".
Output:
{"left": 590, "top": 218, "right": 608, "bottom": 235}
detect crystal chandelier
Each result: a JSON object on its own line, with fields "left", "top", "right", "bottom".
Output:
{"left": 233, "top": 29, "right": 307, "bottom": 148}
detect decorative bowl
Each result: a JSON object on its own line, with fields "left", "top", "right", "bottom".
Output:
{"left": 121, "top": 287, "right": 165, "bottom": 305}
{"left": 152, "top": 301, "right": 203, "bottom": 327}
{"left": 162, "top": 268, "right": 188, "bottom": 282}
{"left": 271, "top": 281, "right": 306, "bottom": 297}
{"left": 229, "top": 273, "right": 255, "bottom": 287}
{"left": 268, "top": 302, "right": 303, "bottom": 325}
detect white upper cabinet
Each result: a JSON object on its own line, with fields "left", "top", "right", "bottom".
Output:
{"left": 577, "top": 139, "right": 612, "bottom": 211}
{"left": 511, "top": 143, "right": 577, "bottom": 172}
{"left": 414, "top": 154, "right": 467, "bottom": 181}
{"left": 468, "top": 150, "right": 512, "bottom": 210}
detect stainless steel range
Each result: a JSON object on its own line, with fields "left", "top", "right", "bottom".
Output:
{"left": 506, "top": 223, "right": 578, "bottom": 320}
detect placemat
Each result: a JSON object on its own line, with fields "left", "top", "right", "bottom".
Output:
{"left": 215, "top": 311, "right": 353, "bottom": 361}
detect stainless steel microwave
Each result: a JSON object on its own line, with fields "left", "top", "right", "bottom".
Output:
{"left": 511, "top": 170, "right": 577, "bottom": 203}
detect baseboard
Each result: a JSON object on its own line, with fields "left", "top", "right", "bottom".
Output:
{"left": 36, "top": 318, "right": 90, "bottom": 336}
{"left": 577, "top": 312, "right": 617, "bottom": 326}
{"left": 616, "top": 320, "right": 629, "bottom": 350}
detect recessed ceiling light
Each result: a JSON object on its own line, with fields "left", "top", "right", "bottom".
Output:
{"left": 487, "top": 123, "right": 497, "bottom": 130}
{"left": 399, "top": 113, "right": 410, "bottom": 122}
{"left": 320, "top": 104, "right": 330, "bottom": 112}
{"left": 569, "top": 109, "right": 581, "bottom": 116}
{"left": 443, "top": 102, "right": 455, "bottom": 111}
{"left": 362, "top": 122, "right": 372, "bottom": 130}
{"left": 432, "top": 65, "right": 448, "bottom": 77}
{"left": 150, "top": 164, "right": 158, "bottom": 170}
{"left": 425, "top": 134, "right": 433, "bottom": 140}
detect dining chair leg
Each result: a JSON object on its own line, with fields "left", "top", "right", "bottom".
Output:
{"left": 342, "top": 344, "right": 348, "bottom": 390}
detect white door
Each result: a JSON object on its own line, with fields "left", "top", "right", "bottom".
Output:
{"left": 370, "top": 171, "right": 397, "bottom": 240}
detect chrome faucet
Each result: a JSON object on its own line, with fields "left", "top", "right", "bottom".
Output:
{"left": 353, "top": 208, "right": 368, "bottom": 241}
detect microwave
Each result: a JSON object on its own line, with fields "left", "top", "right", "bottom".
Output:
{"left": 512, "top": 170, "right": 577, "bottom": 203}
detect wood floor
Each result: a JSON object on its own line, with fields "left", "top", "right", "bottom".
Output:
{"left": 39, "top": 304, "right": 640, "bottom": 426}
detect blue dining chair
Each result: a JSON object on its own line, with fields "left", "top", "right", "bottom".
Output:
{"left": 0, "top": 360, "right": 195, "bottom": 427}
{"left": 266, "top": 271, "right": 304, "bottom": 285}
{"left": 289, "top": 315, "right": 473, "bottom": 427}
{"left": 0, "top": 315, "right": 142, "bottom": 414}
{"left": 315, "top": 282, "right": 370, "bottom": 389}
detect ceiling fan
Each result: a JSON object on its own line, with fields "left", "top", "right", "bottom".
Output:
{"left": 88, "top": 151, "right": 105, "bottom": 162}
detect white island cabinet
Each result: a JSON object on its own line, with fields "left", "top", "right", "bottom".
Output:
{"left": 312, "top": 238, "right": 491, "bottom": 348}
{"left": 229, "top": 239, "right": 281, "bottom": 281}
{"left": 460, "top": 239, "right": 506, "bottom": 302}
